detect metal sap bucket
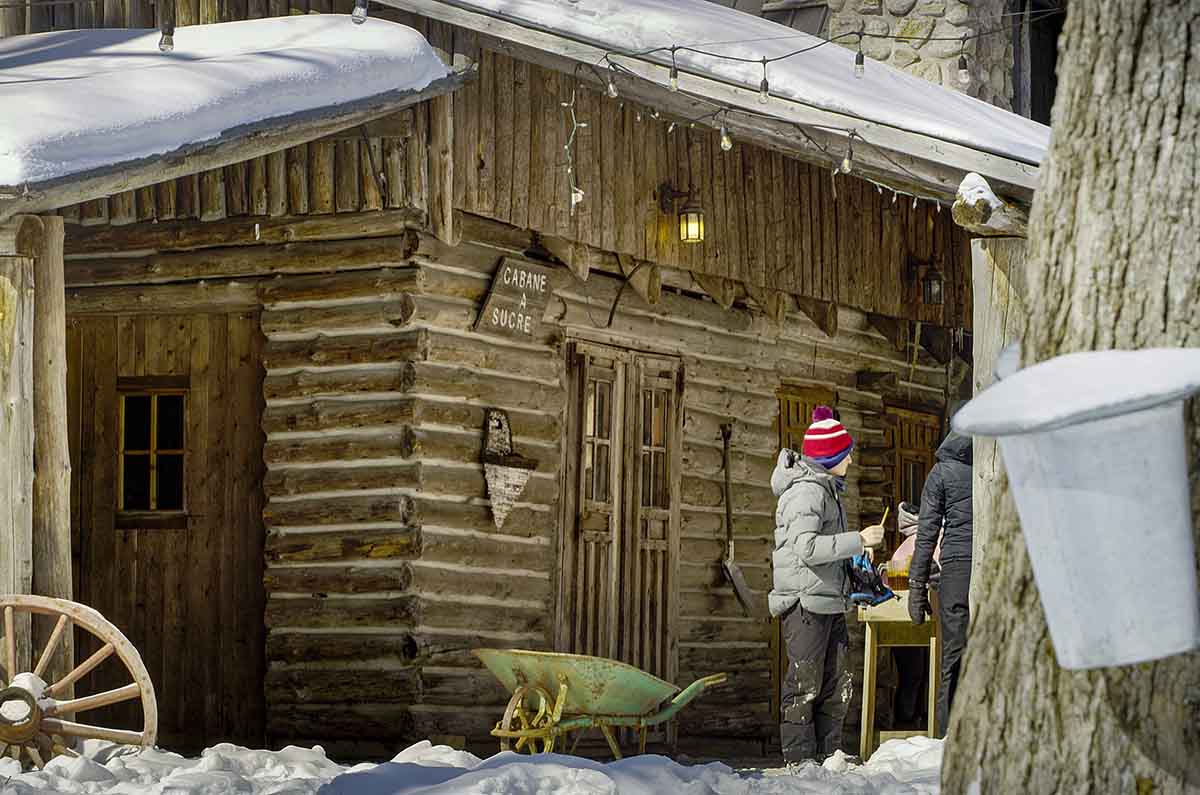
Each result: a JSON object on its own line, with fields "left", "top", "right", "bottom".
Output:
{"left": 955, "top": 348, "right": 1200, "bottom": 669}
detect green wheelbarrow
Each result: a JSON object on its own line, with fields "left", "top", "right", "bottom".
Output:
{"left": 473, "top": 648, "right": 727, "bottom": 758}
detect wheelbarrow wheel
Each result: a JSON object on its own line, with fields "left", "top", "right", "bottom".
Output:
{"left": 499, "top": 684, "right": 556, "bottom": 754}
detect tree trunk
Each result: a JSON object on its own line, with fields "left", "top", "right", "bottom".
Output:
{"left": 943, "top": 3, "right": 1200, "bottom": 793}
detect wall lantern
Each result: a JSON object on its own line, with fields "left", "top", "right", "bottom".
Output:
{"left": 908, "top": 258, "right": 943, "bottom": 306}
{"left": 659, "top": 183, "right": 705, "bottom": 244}
{"left": 953, "top": 348, "right": 1200, "bottom": 669}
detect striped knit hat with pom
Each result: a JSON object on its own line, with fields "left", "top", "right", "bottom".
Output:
{"left": 802, "top": 406, "right": 854, "bottom": 469}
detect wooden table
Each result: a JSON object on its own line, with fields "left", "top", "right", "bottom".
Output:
{"left": 858, "top": 590, "right": 940, "bottom": 760}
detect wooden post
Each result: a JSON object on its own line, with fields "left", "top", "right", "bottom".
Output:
{"left": 969, "top": 237, "right": 1028, "bottom": 614}
{"left": 32, "top": 216, "right": 73, "bottom": 691}
{"left": 0, "top": 215, "right": 39, "bottom": 674}
{"left": 427, "top": 21, "right": 458, "bottom": 246}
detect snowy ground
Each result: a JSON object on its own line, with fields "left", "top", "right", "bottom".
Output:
{"left": 0, "top": 737, "right": 942, "bottom": 794}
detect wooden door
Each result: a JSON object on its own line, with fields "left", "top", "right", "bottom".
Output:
{"left": 770, "top": 385, "right": 835, "bottom": 736}
{"left": 67, "top": 312, "right": 266, "bottom": 753}
{"left": 884, "top": 407, "right": 941, "bottom": 544}
{"left": 560, "top": 341, "right": 682, "bottom": 690}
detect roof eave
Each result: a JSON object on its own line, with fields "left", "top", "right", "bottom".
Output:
{"left": 376, "top": 0, "right": 1040, "bottom": 205}
{"left": 0, "top": 70, "right": 470, "bottom": 224}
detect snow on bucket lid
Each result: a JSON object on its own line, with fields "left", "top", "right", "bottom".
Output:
{"left": 954, "top": 348, "right": 1200, "bottom": 437}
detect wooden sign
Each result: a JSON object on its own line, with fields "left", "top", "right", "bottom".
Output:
{"left": 473, "top": 258, "right": 554, "bottom": 340}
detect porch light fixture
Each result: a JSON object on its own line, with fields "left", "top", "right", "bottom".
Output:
{"left": 660, "top": 183, "right": 704, "bottom": 244}
{"left": 953, "top": 348, "right": 1200, "bottom": 670}
{"left": 907, "top": 258, "right": 943, "bottom": 306}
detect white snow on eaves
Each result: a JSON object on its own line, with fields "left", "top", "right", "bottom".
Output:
{"left": 0, "top": 16, "right": 451, "bottom": 187}
{"left": 448, "top": 0, "right": 1049, "bottom": 165}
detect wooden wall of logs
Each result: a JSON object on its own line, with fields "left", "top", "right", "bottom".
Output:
{"left": 63, "top": 209, "right": 949, "bottom": 757}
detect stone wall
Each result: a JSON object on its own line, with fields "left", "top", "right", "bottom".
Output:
{"left": 827, "top": 0, "right": 1015, "bottom": 110}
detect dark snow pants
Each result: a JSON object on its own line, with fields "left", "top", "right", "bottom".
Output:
{"left": 779, "top": 605, "right": 852, "bottom": 763}
{"left": 935, "top": 559, "right": 971, "bottom": 737}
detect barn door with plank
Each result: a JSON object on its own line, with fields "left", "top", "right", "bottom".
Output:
{"left": 560, "top": 343, "right": 682, "bottom": 733}
{"left": 885, "top": 406, "right": 941, "bottom": 526}
{"left": 770, "top": 385, "right": 834, "bottom": 737}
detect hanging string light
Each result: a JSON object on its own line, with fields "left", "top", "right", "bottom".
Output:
{"left": 561, "top": 85, "right": 589, "bottom": 214}
{"left": 957, "top": 35, "right": 971, "bottom": 86}
{"left": 840, "top": 133, "right": 855, "bottom": 174}
{"left": 669, "top": 47, "right": 680, "bottom": 92}
{"left": 351, "top": 0, "right": 368, "bottom": 23}
{"left": 606, "top": 63, "right": 619, "bottom": 98}
{"left": 854, "top": 30, "right": 865, "bottom": 79}
{"left": 719, "top": 112, "right": 733, "bottom": 151}
{"left": 758, "top": 57, "right": 769, "bottom": 104}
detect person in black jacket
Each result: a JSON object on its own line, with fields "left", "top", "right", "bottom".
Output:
{"left": 908, "top": 430, "right": 972, "bottom": 738}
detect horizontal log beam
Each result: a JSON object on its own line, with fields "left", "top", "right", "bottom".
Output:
{"left": 66, "top": 280, "right": 261, "bottom": 314}
{"left": 265, "top": 527, "right": 420, "bottom": 564}
{"left": 66, "top": 213, "right": 422, "bottom": 260}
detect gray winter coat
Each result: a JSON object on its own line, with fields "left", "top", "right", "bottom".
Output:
{"left": 768, "top": 449, "right": 865, "bottom": 617}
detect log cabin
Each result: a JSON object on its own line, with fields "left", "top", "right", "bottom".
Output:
{"left": 0, "top": 0, "right": 1048, "bottom": 761}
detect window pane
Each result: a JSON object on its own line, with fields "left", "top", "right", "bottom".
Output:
{"left": 585, "top": 381, "right": 596, "bottom": 438}
{"left": 642, "top": 451, "right": 651, "bottom": 506}
{"left": 583, "top": 443, "right": 594, "bottom": 502}
{"left": 656, "top": 451, "right": 668, "bottom": 507}
{"left": 595, "top": 443, "right": 609, "bottom": 503}
{"left": 157, "top": 394, "right": 185, "bottom": 450}
{"left": 651, "top": 391, "right": 666, "bottom": 446}
{"left": 642, "top": 391, "right": 652, "bottom": 446}
{"left": 597, "top": 381, "right": 611, "bottom": 440}
{"left": 123, "top": 454, "right": 151, "bottom": 510}
{"left": 123, "top": 396, "right": 151, "bottom": 451}
{"left": 157, "top": 454, "right": 185, "bottom": 510}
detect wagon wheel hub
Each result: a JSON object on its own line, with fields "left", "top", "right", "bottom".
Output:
{"left": 0, "top": 687, "right": 43, "bottom": 744}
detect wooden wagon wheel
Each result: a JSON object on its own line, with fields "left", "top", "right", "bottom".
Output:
{"left": 0, "top": 595, "right": 157, "bottom": 769}
{"left": 498, "top": 684, "right": 556, "bottom": 754}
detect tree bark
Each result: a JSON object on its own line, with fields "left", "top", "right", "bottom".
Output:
{"left": 944, "top": 3, "right": 1200, "bottom": 793}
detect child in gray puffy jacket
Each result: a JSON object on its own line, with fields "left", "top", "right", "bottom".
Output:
{"left": 768, "top": 406, "right": 885, "bottom": 764}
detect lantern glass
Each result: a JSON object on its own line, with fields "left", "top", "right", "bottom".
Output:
{"left": 922, "top": 269, "right": 943, "bottom": 305}
{"left": 679, "top": 204, "right": 704, "bottom": 243}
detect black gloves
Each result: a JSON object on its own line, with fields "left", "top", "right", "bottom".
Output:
{"left": 908, "top": 583, "right": 932, "bottom": 625}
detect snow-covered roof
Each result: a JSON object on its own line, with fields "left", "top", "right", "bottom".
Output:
{"left": 383, "top": 0, "right": 1048, "bottom": 198}
{"left": 0, "top": 16, "right": 453, "bottom": 195}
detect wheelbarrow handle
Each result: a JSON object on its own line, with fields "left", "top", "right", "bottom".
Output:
{"left": 641, "top": 672, "right": 729, "bottom": 728}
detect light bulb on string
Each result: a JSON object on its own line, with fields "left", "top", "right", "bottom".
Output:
{"left": 667, "top": 121, "right": 677, "bottom": 134}
{"left": 912, "top": 196, "right": 918, "bottom": 210}
{"left": 957, "top": 36, "right": 970, "bottom": 86}
{"left": 758, "top": 58, "right": 769, "bottom": 104}
{"left": 840, "top": 134, "right": 854, "bottom": 174}
{"left": 650, "top": 110, "right": 660, "bottom": 120}
{"left": 854, "top": 40, "right": 865, "bottom": 80}
{"left": 669, "top": 47, "right": 680, "bottom": 92}
{"left": 606, "top": 65, "right": 619, "bottom": 98}
{"left": 719, "top": 123, "right": 733, "bottom": 152}
{"left": 892, "top": 191, "right": 898, "bottom": 205}
{"left": 351, "top": 0, "right": 368, "bottom": 24}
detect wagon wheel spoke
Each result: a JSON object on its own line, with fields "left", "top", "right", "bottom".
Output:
{"left": 45, "top": 643, "right": 114, "bottom": 699}
{"left": 40, "top": 718, "right": 143, "bottom": 746}
{"left": 43, "top": 683, "right": 141, "bottom": 717}
{"left": 33, "top": 615, "right": 70, "bottom": 680}
{"left": 26, "top": 744, "right": 45, "bottom": 769}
